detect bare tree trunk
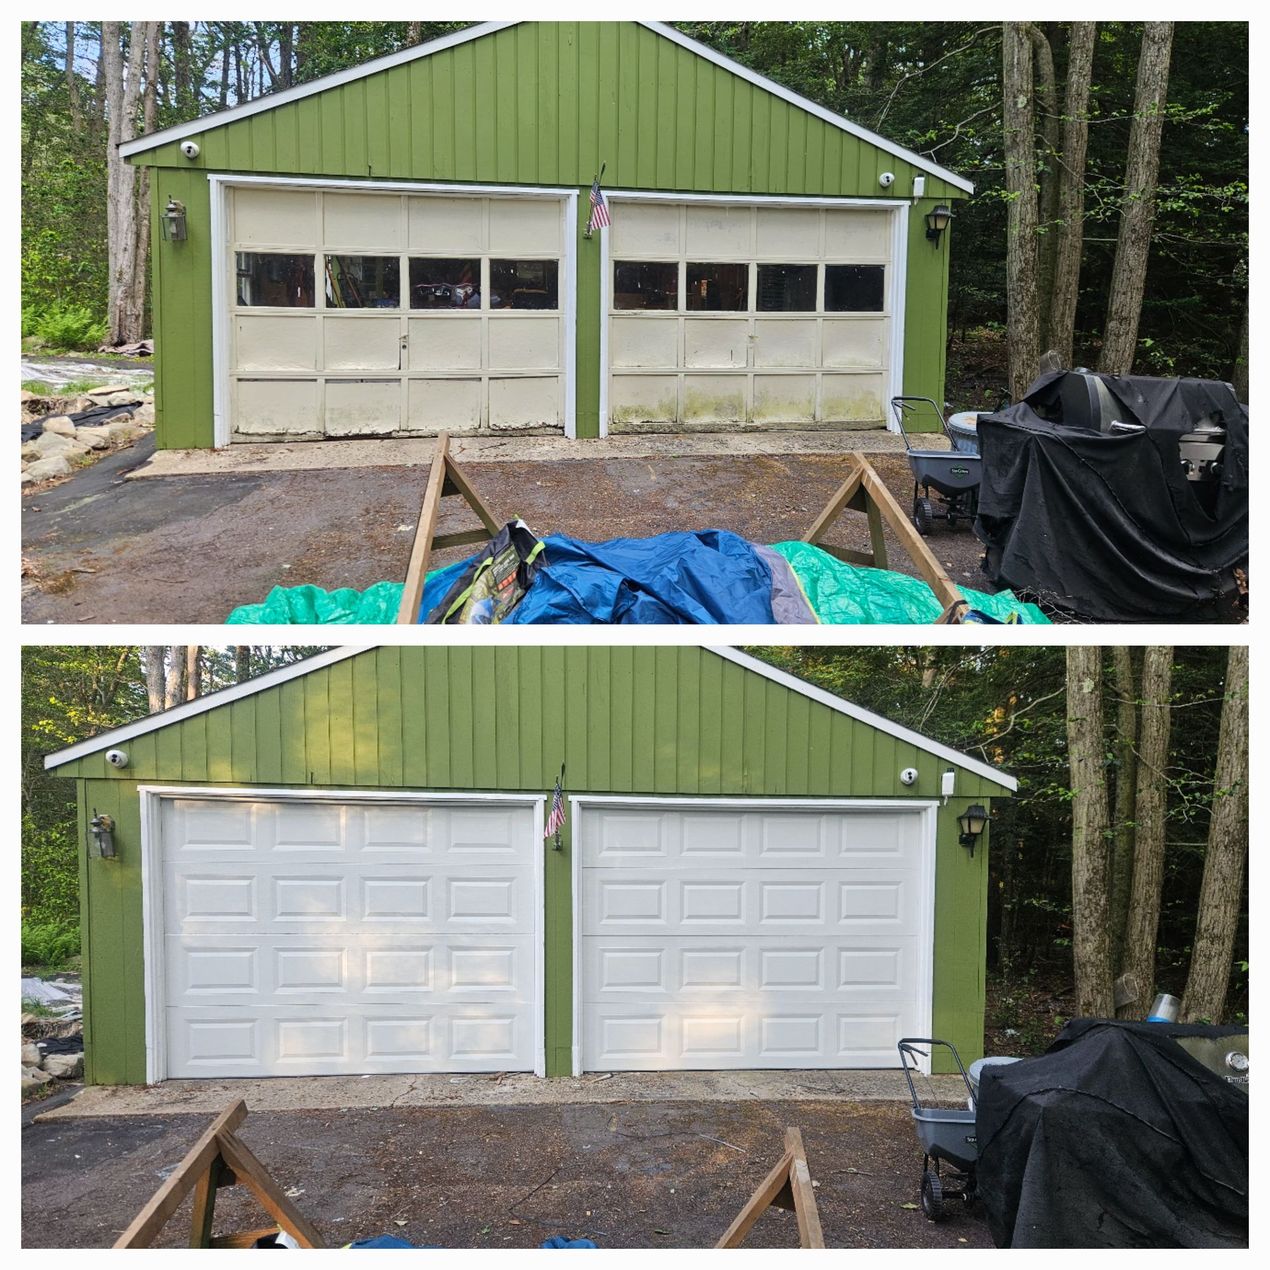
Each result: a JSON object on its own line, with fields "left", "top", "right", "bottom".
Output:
{"left": 185, "top": 646, "right": 203, "bottom": 701}
{"left": 1232, "top": 304, "right": 1248, "bottom": 401}
{"left": 1109, "top": 646, "right": 1138, "bottom": 975}
{"left": 104, "top": 21, "right": 151, "bottom": 345}
{"left": 163, "top": 648, "right": 188, "bottom": 710}
{"left": 131, "top": 22, "right": 160, "bottom": 336}
{"left": 64, "top": 22, "right": 84, "bottom": 134}
{"left": 406, "top": 22, "right": 424, "bottom": 46}
{"left": 143, "top": 647, "right": 167, "bottom": 714}
{"left": 235, "top": 647, "right": 252, "bottom": 683}
{"left": 1117, "top": 646, "right": 1173, "bottom": 1018}
{"left": 172, "top": 21, "right": 194, "bottom": 117}
{"left": 1098, "top": 23, "right": 1174, "bottom": 374}
{"left": 1181, "top": 646, "right": 1248, "bottom": 1023}
{"left": 1046, "top": 21, "right": 1095, "bottom": 367}
{"left": 218, "top": 32, "right": 231, "bottom": 109}
{"left": 1003, "top": 23, "right": 1040, "bottom": 400}
{"left": 1025, "top": 24, "right": 1061, "bottom": 344}
{"left": 1066, "top": 646, "right": 1114, "bottom": 1017}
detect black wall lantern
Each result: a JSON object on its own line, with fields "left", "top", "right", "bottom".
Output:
{"left": 90, "top": 810, "right": 117, "bottom": 859}
{"left": 925, "top": 204, "right": 953, "bottom": 245}
{"left": 957, "top": 803, "right": 988, "bottom": 857}
{"left": 162, "top": 196, "right": 187, "bottom": 242}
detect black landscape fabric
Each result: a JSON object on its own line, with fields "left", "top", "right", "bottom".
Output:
{"left": 975, "top": 1019, "right": 1248, "bottom": 1248}
{"left": 974, "top": 372, "right": 1248, "bottom": 621}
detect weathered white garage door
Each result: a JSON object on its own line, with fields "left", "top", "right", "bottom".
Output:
{"left": 157, "top": 795, "right": 539, "bottom": 1077}
{"left": 226, "top": 184, "right": 567, "bottom": 441}
{"left": 605, "top": 200, "right": 898, "bottom": 432}
{"left": 576, "top": 801, "right": 932, "bottom": 1072}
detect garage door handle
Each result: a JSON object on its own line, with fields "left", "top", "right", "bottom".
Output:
{"left": 399, "top": 334, "right": 408, "bottom": 371}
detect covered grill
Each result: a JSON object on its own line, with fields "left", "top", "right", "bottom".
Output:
{"left": 974, "top": 371, "right": 1248, "bottom": 621}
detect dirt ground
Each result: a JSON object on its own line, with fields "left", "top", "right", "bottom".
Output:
{"left": 21, "top": 440, "right": 993, "bottom": 624}
{"left": 22, "top": 1099, "right": 992, "bottom": 1250}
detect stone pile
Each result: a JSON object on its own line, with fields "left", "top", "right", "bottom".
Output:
{"left": 21, "top": 383, "right": 155, "bottom": 486}
{"left": 21, "top": 976, "right": 85, "bottom": 1096}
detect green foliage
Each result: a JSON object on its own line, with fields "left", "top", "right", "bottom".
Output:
{"left": 28, "top": 302, "right": 109, "bottom": 352}
{"left": 21, "top": 918, "right": 81, "bottom": 970}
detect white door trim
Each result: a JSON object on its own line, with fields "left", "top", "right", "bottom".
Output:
{"left": 138, "top": 785, "right": 547, "bottom": 1083}
{"left": 568, "top": 795, "right": 938, "bottom": 1077}
{"left": 598, "top": 192, "right": 909, "bottom": 436}
{"left": 208, "top": 174, "right": 578, "bottom": 448}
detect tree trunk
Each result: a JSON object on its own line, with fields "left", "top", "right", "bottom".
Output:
{"left": 1046, "top": 21, "right": 1095, "bottom": 367}
{"left": 64, "top": 22, "right": 84, "bottom": 134}
{"left": 1117, "top": 646, "right": 1173, "bottom": 1018}
{"left": 1025, "top": 24, "right": 1061, "bottom": 344}
{"left": 172, "top": 21, "right": 194, "bottom": 117}
{"left": 143, "top": 646, "right": 167, "bottom": 714}
{"left": 1181, "top": 646, "right": 1248, "bottom": 1023}
{"left": 163, "top": 648, "right": 187, "bottom": 710}
{"left": 1066, "top": 646, "right": 1114, "bottom": 1017}
{"left": 1109, "top": 646, "right": 1138, "bottom": 974}
{"left": 185, "top": 646, "right": 202, "bottom": 701}
{"left": 104, "top": 21, "right": 151, "bottom": 346}
{"left": 131, "top": 22, "right": 160, "bottom": 336}
{"left": 235, "top": 647, "right": 252, "bottom": 683}
{"left": 1098, "top": 23, "right": 1174, "bottom": 374}
{"left": 1003, "top": 23, "right": 1040, "bottom": 400}
{"left": 1232, "top": 303, "right": 1248, "bottom": 401}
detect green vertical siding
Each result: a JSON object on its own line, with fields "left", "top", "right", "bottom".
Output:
{"left": 136, "top": 21, "right": 965, "bottom": 447}
{"left": 60, "top": 647, "right": 1009, "bottom": 1081}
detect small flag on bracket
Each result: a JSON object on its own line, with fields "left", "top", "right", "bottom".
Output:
{"left": 545, "top": 764, "right": 566, "bottom": 849}
{"left": 586, "top": 165, "right": 609, "bottom": 238}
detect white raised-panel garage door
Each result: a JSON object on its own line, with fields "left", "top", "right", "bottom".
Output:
{"left": 605, "top": 200, "right": 899, "bottom": 432}
{"left": 156, "top": 794, "right": 539, "bottom": 1078}
{"left": 576, "top": 801, "right": 933, "bottom": 1072}
{"left": 226, "top": 184, "right": 567, "bottom": 441}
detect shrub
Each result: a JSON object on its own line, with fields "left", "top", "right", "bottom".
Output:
{"left": 21, "top": 918, "right": 80, "bottom": 970}
{"left": 31, "top": 302, "right": 108, "bottom": 352}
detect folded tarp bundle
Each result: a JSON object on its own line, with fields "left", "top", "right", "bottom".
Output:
{"left": 227, "top": 530, "right": 1048, "bottom": 625}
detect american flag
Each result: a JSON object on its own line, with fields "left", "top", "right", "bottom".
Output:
{"left": 587, "top": 174, "right": 610, "bottom": 235}
{"left": 544, "top": 772, "right": 566, "bottom": 840}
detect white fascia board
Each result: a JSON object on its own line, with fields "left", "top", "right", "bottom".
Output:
{"left": 706, "top": 647, "right": 1017, "bottom": 792}
{"left": 43, "top": 647, "right": 369, "bottom": 770}
{"left": 119, "top": 18, "right": 972, "bottom": 198}
{"left": 639, "top": 22, "right": 974, "bottom": 196}
{"left": 118, "top": 21, "right": 515, "bottom": 158}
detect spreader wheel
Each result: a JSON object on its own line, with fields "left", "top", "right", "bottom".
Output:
{"left": 913, "top": 496, "right": 935, "bottom": 536}
{"left": 921, "top": 1168, "right": 945, "bottom": 1222}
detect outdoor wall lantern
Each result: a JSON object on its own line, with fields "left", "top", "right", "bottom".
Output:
{"left": 162, "top": 196, "right": 187, "bottom": 242}
{"left": 90, "top": 810, "right": 117, "bottom": 859}
{"left": 957, "top": 803, "right": 988, "bottom": 857}
{"left": 925, "top": 204, "right": 953, "bottom": 245}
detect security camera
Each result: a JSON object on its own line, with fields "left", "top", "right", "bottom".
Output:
{"left": 878, "top": 171, "right": 896, "bottom": 188}
{"left": 899, "top": 767, "right": 919, "bottom": 786}
{"left": 180, "top": 139, "right": 201, "bottom": 160}
{"left": 105, "top": 749, "right": 130, "bottom": 769}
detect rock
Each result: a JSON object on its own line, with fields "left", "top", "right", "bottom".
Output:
{"left": 131, "top": 402, "right": 156, "bottom": 424}
{"left": 24, "top": 455, "right": 73, "bottom": 482}
{"left": 20, "top": 440, "right": 42, "bottom": 460}
{"left": 20, "top": 389, "right": 37, "bottom": 404}
{"left": 21, "top": 1042, "right": 40, "bottom": 1067}
{"left": 42, "top": 415, "right": 77, "bottom": 437}
{"left": 72, "top": 395, "right": 98, "bottom": 413}
{"left": 76, "top": 427, "right": 112, "bottom": 450}
{"left": 33, "top": 430, "right": 89, "bottom": 458}
{"left": 22, "top": 1066, "right": 53, "bottom": 1093}
{"left": 106, "top": 392, "right": 141, "bottom": 408}
{"left": 105, "top": 421, "right": 141, "bottom": 443}
{"left": 85, "top": 382, "right": 132, "bottom": 398}
{"left": 42, "top": 1052, "right": 84, "bottom": 1080}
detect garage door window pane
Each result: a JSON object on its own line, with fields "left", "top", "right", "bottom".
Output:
{"left": 490, "top": 259, "right": 559, "bottom": 309}
{"left": 686, "top": 262, "right": 748, "bottom": 312}
{"left": 325, "top": 255, "right": 401, "bottom": 308}
{"left": 613, "top": 261, "right": 678, "bottom": 311}
{"left": 757, "top": 264, "right": 817, "bottom": 312}
{"left": 825, "top": 264, "right": 886, "bottom": 313}
{"left": 409, "top": 258, "right": 481, "bottom": 308}
{"left": 235, "top": 252, "right": 315, "bottom": 307}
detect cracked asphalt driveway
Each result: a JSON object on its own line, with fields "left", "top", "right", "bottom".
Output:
{"left": 23, "top": 1099, "right": 993, "bottom": 1249}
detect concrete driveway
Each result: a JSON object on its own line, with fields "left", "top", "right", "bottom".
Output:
{"left": 23, "top": 1082, "right": 992, "bottom": 1249}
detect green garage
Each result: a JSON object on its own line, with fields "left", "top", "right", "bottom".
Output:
{"left": 45, "top": 646, "right": 1014, "bottom": 1083}
{"left": 122, "top": 21, "right": 971, "bottom": 448}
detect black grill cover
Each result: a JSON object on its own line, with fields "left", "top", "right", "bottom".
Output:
{"left": 975, "top": 372, "right": 1248, "bottom": 621}
{"left": 976, "top": 1019, "right": 1248, "bottom": 1248}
